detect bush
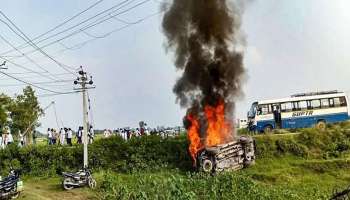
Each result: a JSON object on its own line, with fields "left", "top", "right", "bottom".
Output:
{"left": 0, "top": 135, "right": 192, "bottom": 176}
{"left": 2, "top": 126, "right": 350, "bottom": 176}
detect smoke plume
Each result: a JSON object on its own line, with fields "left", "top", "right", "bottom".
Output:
{"left": 162, "top": 0, "right": 245, "bottom": 143}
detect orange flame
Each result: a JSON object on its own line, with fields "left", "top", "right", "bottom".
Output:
{"left": 186, "top": 114, "right": 203, "bottom": 163}
{"left": 186, "top": 100, "right": 234, "bottom": 164}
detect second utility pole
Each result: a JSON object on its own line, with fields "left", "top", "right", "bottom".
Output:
{"left": 74, "top": 66, "right": 94, "bottom": 168}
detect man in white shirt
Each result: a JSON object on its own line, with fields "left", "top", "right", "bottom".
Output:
{"left": 103, "top": 129, "right": 109, "bottom": 138}
{"left": 88, "top": 125, "right": 94, "bottom": 144}
{"left": 67, "top": 128, "right": 73, "bottom": 146}
{"left": 19, "top": 130, "right": 24, "bottom": 146}
{"left": 47, "top": 128, "right": 52, "bottom": 145}
{"left": 59, "top": 128, "right": 65, "bottom": 145}
{"left": 7, "top": 132, "right": 13, "bottom": 145}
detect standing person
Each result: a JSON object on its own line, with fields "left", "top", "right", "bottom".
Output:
{"left": 47, "top": 128, "right": 52, "bottom": 145}
{"left": 88, "top": 125, "right": 94, "bottom": 144}
{"left": 19, "top": 130, "right": 24, "bottom": 147}
{"left": 51, "top": 129, "right": 57, "bottom": 145}
{"left": 59, "top": 128, "right": 65, "bottom": 145}
{"left": 77, "top": 126, "right": 82, "bottom": 144}
{"left": 103, "top": 129, "right": 109, "bottom": 138}
{"left": 67, "top": 128, "right": 73, "bottom": 146}
{"left": 144, "top": 124, "right": 149, "bottom": 136}
{"left": 0, "top": 134, "right": 3, "bottom": 149}
{"left": 7, "top": 130, "right": 13, "bottom": 145}
{"left": 32, "top": 130, "right": 37, "bottom": 145}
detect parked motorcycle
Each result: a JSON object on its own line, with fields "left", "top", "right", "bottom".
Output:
{"left": 0, "top": 169, "right": 23, "bottom": 199}
{"left": 62, "top": 168, "right": 96, "bottom": 190}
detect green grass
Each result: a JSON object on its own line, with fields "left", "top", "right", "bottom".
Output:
{"left": 18, "top": 176, "right": 97, "bottom": 200}
{"left": 12, "top": 122, "right": 350, "bottom": 199}
{"left": 18, "top": 155, "right": 350, "bottom": 200}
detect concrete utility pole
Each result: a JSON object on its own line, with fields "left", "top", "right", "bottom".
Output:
{"left": 74, "top": 66, "right": 94, "bottom": 168}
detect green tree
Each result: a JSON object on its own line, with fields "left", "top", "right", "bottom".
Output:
{"left": 9, "top": 86, "right": 43, "bottom": 143}
{"left": 0, "top": 93, "right": 13, "bottom": 128}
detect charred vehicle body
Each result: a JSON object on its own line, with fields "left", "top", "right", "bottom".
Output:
{"left": 197, "top": 136, "right": 255, "bottom": 173}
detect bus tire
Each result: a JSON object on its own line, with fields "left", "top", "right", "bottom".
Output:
{"left": 263, "top": 125, "right": 273, "bottom": 134}
{"left": 316, "top": 120, "right": 326, "bottom": 131}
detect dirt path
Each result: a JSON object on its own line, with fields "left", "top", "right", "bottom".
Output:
{"left": 18, "top": 177, "right": 98, "bottom": 200}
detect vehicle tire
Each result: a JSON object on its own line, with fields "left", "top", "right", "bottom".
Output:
{"left": 63, "top": 178, "right": 75, "bottom": 190}
{"left": 88, "top": 178, "right": 97, "bottom": 189}
{"left": 11, "top": 192, "right": 20, "bottom": 199}
{"left": 201, "top": 159, "right": 214, "bottom": 173}
{"left": 263, "top": 125, "right": 273, "bottom": 134}
{"left": 244, "top": 159, "right": 255, "bottom": 168}
{"left": 316, "top": 120, "right": 326, "bottom": 131}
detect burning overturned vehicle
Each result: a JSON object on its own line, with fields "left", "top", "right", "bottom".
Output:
{"left": 196, "top": 135, "right": 255, "bottom": 173}
{"left": 162, "top": 0, "right": 255, "bottom": 172}
{"left": 185, "top": 101, "right": 256, "bottom": 173}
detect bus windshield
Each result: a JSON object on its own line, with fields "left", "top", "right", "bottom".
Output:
{"left": 248, "top": 102, "right": 257, "bottom": 118}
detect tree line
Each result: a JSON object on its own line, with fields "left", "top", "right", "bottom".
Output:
{"left": 0, "top": 86, "right": 43, "bottom": 144}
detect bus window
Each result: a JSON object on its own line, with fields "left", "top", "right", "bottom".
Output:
{"left": 329, "top": 98, "right": 334, "bottom": 107}
{"left": 334, "top": 98, "right": 341, "bottom": 107}
{"left": 311, "top": 99, "right": 321, "bottom": 109}
{"left": 258, "top": 104, "right": 269, "bottom": 115}
{"left": 281, "top": 102, "right": 292, "bottom": 112}
{"left": 340, "top": 96, "right": 347, "bottom": 106}
{"left": 321, "top": 99, "right": 329, "bottom": 108}
{"left": 292, "top": 102, "right": 300, "bottom": 111}
{"left": 299, "top": 101, "right": 307, "bottom": 110}
{"left": 307, "top": 101, "right": 312, "bottom": 109}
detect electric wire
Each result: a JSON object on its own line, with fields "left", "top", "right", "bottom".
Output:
{"left": 0, "top": 0, "right": 134, "bottom": 57}
{"left": 0, "top": 70, "right": 75, "bottom": 94}
{"left": 0, "top": 11, "right": 77, "bottom": 75}
{"left": 0, "top": 33, "right": 62, "bottom": 81}
{"left": 0, "top": 72, "right": 72, "bottom": 81}
{"left": 3, "top": 0, "right": 151, "bottom": 59}
{"left": 52, "top": 102, "right": 61, "bottom": 130}
{"left": 0, "top": 79, "right": 73, "bottom": 87}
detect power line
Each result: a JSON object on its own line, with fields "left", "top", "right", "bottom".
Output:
{"left": 0, "top": 33, "right": 62, "bottom": 81}
{"left": 0, "top": 69, "right": 74, "bottom": 94}
{"left": 0, "top": 11, "right": 77, "bottom": 75}
{"left": 4, "top": 10, "right": 161, "bottom": 70}
{"left": 24, "top": 0, "right": 105, "bottom": 50}
{"left": 37, "top": 91, "right": 81, "bottom": 98}
{"left": 0, "top": 79, "right": 73, "bottom": 87}
{"left": 0, "top": 72, "right": 72, "bottom": 81}
{"left": 0, "top": 56, "right": 67, "bottom": 82}
{"left": 3, "top": 0, "right": 151, "bottom": 59}
{"left": 0, "top": 0, "right": 134, "bottom": 57}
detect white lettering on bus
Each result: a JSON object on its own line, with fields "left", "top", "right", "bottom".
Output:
{"left": 292, "top": 110, "right": 313, "bottom": 117}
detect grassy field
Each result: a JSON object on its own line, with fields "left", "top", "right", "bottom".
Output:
{"left": 10, "top": 124, "right": 350, "bottom": 199}
{"left": 17, "top": 153, "right": 350, "bottom": 199}
{"left": 18, "top": 176, "right": 97, "bottom": 200}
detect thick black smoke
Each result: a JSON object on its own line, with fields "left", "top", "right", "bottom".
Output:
{"left": 162, "top": 0, "right": 245, "bottom": 138}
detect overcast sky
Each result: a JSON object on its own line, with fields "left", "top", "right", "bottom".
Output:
{"left": 0, "top": 0, "right": 349, "bottom": 131}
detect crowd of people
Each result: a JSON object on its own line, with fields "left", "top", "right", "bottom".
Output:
{"left": 0, "top": 123, "right": 183, "bottom": 149}
{"left": 47, "top": 125, "right": 95, "bottom": 146}
{"left": 0, "top": 127, "right": 28, "bottom": 149}
{"left": 113, "top": 126, "right": 181, "bottom": 140}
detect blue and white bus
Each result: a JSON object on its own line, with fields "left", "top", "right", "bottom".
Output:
{"left": 247, "top": 91, "right": 350, "bottom": 133}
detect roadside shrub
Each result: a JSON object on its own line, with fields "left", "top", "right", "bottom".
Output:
{"left": 0, "top": 135, "right": 192, "bottom": 176}
{"left": 2, "top": 126, "right": 350, "bottom": 176}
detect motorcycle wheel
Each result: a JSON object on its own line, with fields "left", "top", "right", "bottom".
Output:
{"left": 63, "top": 178, "right": 75, "bottom": 190}
{"left": 88, "top": 178, "right": 97, "bottom": 189}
